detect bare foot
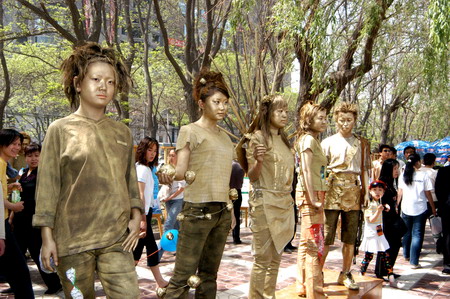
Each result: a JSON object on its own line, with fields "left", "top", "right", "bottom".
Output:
{"left": 157, "top": 279, "right": 169, "bottom": 289}
{"left": 297, "top": 284, "right": 306, "bottom": 297}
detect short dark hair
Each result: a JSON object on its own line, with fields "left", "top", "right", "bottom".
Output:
{"left": 379, "top": 144, "right": 391, "bottom": 153}
{"left": 423, "top": 153, "right": 436, "bottom": 166}
{"left": 24, "top": 143, "right": 41, "bottom": 156}
{"left": 135, "top": 136, "right": 159, "bottom": 168}
{"left": 403, "top": 146, "right": 416, "bottom": 155}
{"left": 0, "top": 129, "right": 24, "bottom": 147}
{"left": 390, "top": 146, "right": 397, "bottom": 155}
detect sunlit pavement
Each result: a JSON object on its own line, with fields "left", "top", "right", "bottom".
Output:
{"left": 1, "top": 222, "right": 449, "bottom": 298}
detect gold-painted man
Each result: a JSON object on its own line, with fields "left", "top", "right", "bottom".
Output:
{"left": 320, "top": 102, "right": 371, "bottom": 291}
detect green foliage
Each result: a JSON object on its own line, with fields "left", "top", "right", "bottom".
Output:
{"left": 429, "top": 0, "right": 450, "bottom": 52}
{"left": 228, "top": 0, "right": 256, "bottom": 32}
{"left": 425, "top": 0, "right": 450, "bottom": 87}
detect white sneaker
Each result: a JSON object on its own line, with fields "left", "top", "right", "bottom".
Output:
{"left": 389, "top": 275, "right": 405, "bottom": 288}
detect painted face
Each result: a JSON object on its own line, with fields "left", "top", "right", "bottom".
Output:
{"left": 392, "top": 164, "right": 400, "bottom": 179}
{"left": 370, "top": 187, "right": 384, "bottom": 201}
{"left": 336, "top": 112, "right": 356, "bottom": 135}
{"left": 168, "top": 150, "right": 177, "bottom": 165}
{"left": 25, "top": 151, "right": 40, "bottom": 170}
{"left": 310, "top": 110, "right": 327, "bottom": 133}
{"left": 1, "top": 137, "right": 21, "bottom": 160}
{"left": 380, "top": 148, "right": 391, "bottom": 160}
{"left": 146, "top": 144, "right": 157, "bottom": 164}
{"left": 75, "top": 62, "right": 116, "bottom": 111}
{"left": 22, "top": 138, "right": 31, "bottom": 148}
{"left": 199, "top": 91, "right": 229, "bottom": 121}
{"left": 270, "top": 106, "right": 288, "bottom": 130}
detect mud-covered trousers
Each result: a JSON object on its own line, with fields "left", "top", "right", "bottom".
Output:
{"left": 164, "top": 202, "right": 231, "bottom": 299}
{"left": 297, "top": 192, "right": 326, "bottom": 299}
{"left": 56, "top": 232, "right": 139, "bottom": 299}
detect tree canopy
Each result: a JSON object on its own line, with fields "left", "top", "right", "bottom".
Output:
{"left": 0, "top": 0, "right": 448, "bottom": 146}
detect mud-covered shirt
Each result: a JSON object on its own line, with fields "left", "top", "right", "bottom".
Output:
{"left": 175, "top": 123, "right": 234, "bottom": 203}
{"left": 33, "top": 114, "right": 142, "bottom": 257}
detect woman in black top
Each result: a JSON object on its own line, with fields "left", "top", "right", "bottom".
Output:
{"left": 12, "top": 143, "right": 62, "bottom": 294}
{"left": 374, "top": 159, "right": 404, "bottom": 278}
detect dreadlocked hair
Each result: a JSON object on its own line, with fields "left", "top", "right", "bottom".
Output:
{"left": 60, "top": 42, "right": 132, "bottom": 109}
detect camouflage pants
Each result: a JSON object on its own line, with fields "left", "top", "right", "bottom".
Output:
{"left": 165, "top": 201, "right": 231, "bottom": 299}
{"left": 57, "top": 232, "right": 139, "bottom": 299}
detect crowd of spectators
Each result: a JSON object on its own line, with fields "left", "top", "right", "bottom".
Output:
{"left": 0, "top": 127, "right": 449, "bottom": 297}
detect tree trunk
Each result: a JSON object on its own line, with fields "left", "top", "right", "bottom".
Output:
{"left": 0, "top": 0, "right": 10, "bottom": 129}
{"left": 380, "top": 108, "right": 391, "bottom": 144}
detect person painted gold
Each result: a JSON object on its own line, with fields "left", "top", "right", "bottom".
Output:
{"left": 320, "top": 102, "right": 371, "bottom": 291}
{"left": 243, "top": 95, "right": 295, "bottom": 299}
{"left": 295, "top": 102, "right": 328, "bottom": 298}
{"left": 157, "top": 70, "right": 234, "bottom": 299}
{"left": 33, "top": 42, "right": 142, "bottom": 298}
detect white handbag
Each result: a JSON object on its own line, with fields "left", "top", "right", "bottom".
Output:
{"left": 430, "top": 215, "right": 442, "bottom": 236}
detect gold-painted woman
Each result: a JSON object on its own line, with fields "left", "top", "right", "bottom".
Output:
{"left": 243, "top": 95, "right": 295, "bottom": 299}
{"left": 295, "top": 102, "right": 328, "bottom": 298}
{"left": 157, "top": 70, "right": 234, "bottom": 299}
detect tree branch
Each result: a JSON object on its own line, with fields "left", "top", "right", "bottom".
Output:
{"left": 16, "top": 0, "right": 77, "bottom": 43}
{"left": 152, "top": 0, "right": 190, "bottom": 89}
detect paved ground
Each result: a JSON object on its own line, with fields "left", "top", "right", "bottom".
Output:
{"left": 1, "top": 220, "right": 449, "bottom": 298}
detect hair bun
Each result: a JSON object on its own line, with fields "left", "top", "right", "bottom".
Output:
{"left": 192, "top": 69, "right": 229, "bottom": 102}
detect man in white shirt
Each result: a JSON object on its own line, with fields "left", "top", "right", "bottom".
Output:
{"left": 421, "top": 153, "right": 437, "bottom": 214}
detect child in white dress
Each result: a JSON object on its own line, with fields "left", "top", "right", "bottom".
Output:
{"left": 360, "top": 180, "right": 400, "bottom": 287}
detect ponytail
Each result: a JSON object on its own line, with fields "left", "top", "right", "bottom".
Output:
{"left": 403, "top": 153, "right": 420, "bottom": 185}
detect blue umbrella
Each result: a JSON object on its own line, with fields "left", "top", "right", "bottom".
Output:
{"left": 395, "top": 140, "right": 431, "bottom": 160}
{"left": 430, "top": 136, "right": 450, "bottom": 165}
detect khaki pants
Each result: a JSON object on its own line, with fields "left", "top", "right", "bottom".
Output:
{"left": 249, "top": 227, "right": 282, "bottom": 299}
{"left": 165, "top": 202, "right": 231, "bottom": 299}
{"left": 297, "top": 192, "right": 326, "bottom": 299}
{"left": 57, "top": 233, "right": 139, "bottom": 299}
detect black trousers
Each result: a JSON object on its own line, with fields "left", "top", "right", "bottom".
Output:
{"left": 13, "top": 220, "right": 62, "bottom": 291}
{"left": 375, "top": 230, "right": 401, "bottom": 277}
{"left": 232, "top": 189, "right": 242, "bottom": 242}
{"left": 132, "top": 208, "right": 160, "bottom": 267}
{"left": 442, "top": 212, "right": 450, "bottom": 272}
{"left": 0, "top": 220, "right": 34, "bottom": 298}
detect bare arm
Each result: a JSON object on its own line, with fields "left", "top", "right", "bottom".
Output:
{"left": 4, "top": 200, "right": 24, "bottom": 212}
{"left": 165, "top": 186, "right": 185, "bottom": 201}
{"left": 397, "top": 188, "right": 403, "bottom": 208}
{"left": 301, "top": 149, "right": 320, "bottom": 207}
{"left": 362, "top": 169, "right": 370, "bottom": 207}
{"left": 136, "top": 182, "right": 147, "bottom": 237}
{"left": 175, "top": 145, "right": 191, "bottom": 181}
{"left": 41, "top": 227, "right": 58, "bottom": 272}
{"left": 425, "top": 190, "right": 437, "bottom": 216}
{"left": 122, "top": 208, "right": 142, "bottom": 252}
{"left": 247, "top": 144, "right": 266, "bottom": 182}
{"left": 368, "top": 204, "right": 384, "bottom": 223}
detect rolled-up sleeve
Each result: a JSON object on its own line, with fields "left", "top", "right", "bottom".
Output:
{"left": 33, "top": 123, "right": 62, "bottom": 228}
{"left": 126, "top": 131, "right": 143, "bottom": 213}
